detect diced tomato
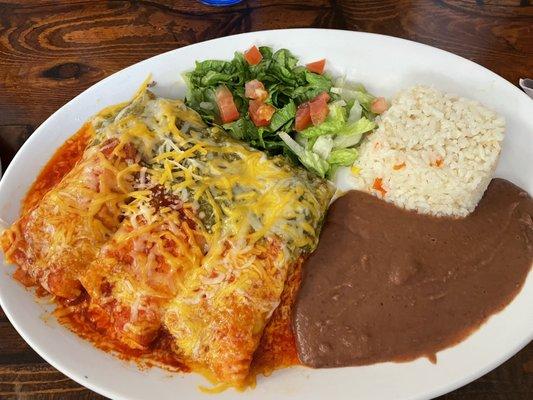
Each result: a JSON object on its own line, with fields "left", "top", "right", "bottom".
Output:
{"left": 244, "top": 45, "right": 263, "bottom": 65}
{"left": 215, "top": 85, "right": 239, "bottom": 123}
{"left": 370, "top": 97, "right": 389, "bottom": 114}
{"left": 295, "top": 103, "right": 312, "bottom": 131}
{"left": 245, "top": 80, "right": 268, "bottom": 101}
{"left": 248, "top": 100, "right": 276, "bottom": 127}
{"left": 372, "top": 177, "right": 387, "bottom": 197}
{"left": 306, "top": 59, "right": 326, "bottom": 74}
{"left": 309, "top": 92, "right": 329, "bottom": 126}
{"left": 313, "top": 91, "right": 330, "bottom": 104}
{"left": 294, "top": 92, "right": 331, "bottom": 130}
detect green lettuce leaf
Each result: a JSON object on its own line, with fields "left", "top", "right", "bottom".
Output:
{"left": 312, "top": 135, "right": 334, "bottom": 160}
{"left": 327, "top": 148, "right": 358, "bottom": 166}
{"left": 279, "top": 132, "right": 329, "bottom": 177}
{"left": 333, "top": 117, "right": 376, "bottom": 148}
{"left": 269, "top": 101, "right": 296, "bottom": 131}
{"left": 347, "top": 99, "right": 362, "bottom": 122}
{"left": 223, "top": 117, "right": 255, "bottom": 141}
{"left": 298, "top": 104, "right": 346, "bottom": 138}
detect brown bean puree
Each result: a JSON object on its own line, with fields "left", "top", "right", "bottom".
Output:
{"left": 293, "top": 178, "right": 533, "bottom": 368}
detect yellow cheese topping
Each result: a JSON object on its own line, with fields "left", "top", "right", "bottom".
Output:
{"left": 87, "top": 88, "right": 332, "bottom": 278}
{"left": 88, "top": 87, "right": 332, "bottom": 385}
{"left": 3, "top": 83, "right": 333, "bottom": 387}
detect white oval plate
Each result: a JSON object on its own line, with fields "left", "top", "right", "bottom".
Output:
{"left": 0, "top": 29, "right": 532, "bottom": 400}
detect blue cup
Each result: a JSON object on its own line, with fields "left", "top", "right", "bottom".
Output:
{"left": 201, "top": 0, "right": 242, "bottom": 5}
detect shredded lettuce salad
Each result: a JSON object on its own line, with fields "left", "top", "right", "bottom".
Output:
{"left": 184, "top": 46, "right": 385, "bottom": 178}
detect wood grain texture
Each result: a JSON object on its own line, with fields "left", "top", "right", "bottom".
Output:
{"left": 0, "top": 1, "right": 532, "bottom": 399}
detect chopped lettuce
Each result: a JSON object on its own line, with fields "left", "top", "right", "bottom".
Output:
{"left": 312, "top": 135, "right": 334, "bottom": 160}
{"left": 185, "top": 45, "right": 383, "bottom": 179}
{"left": 223, "top": 117, "right": 254, "bottom": 141}
{"left": 345, "top": 116, "right": 376, "bottom": 135}
{"left": 354, "top": 91, "right": 375, "bottom": 109}
{"left": 298, "top": 104, "right": 346, "bottom": 138}
{"left": 279, "top": 132, "right": 329, "bottom": 178}
{"left": 332, "top": 131, "right": 364, "bottom": 149}
{"left": 185, "top": 47, "right": 333, "bottom": 157}
{"left": 333, "top": 117, "right": 376, "bottom": 148}
{"left": 347, "top": 99, "right": 362, "bottom": 123}
{"left": 331, "top": 83, "right": 377, "bottom": 120}
{"left": 269, "top": 101, "right": 296, "bottom": 131}
{"left": 327, "top": 148, "right": 358, "bottom": 166}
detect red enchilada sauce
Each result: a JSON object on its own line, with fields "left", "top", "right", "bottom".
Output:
{"left": 23, "top": 123, "right": 93, "bottom": 212}
{"left": 11, "top": 124, "right": 93, "bottom": 294}
{"left": 293, "top": 179, "right": 533, "bottom": 368}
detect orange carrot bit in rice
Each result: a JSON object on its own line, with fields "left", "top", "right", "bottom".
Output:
{"left": 372, "top": 178, "right": 387, "bottom": 197}
{"left": 431, "top": 158, "right": 444, "bottom": 167}
{"left": 393, "top": 162, "right": 406, "bottom": 170}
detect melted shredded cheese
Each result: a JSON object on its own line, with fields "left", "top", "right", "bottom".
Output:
{"left": 1, "top": 85, "right": 333, "bottom": 388}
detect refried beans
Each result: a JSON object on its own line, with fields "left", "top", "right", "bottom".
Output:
{"left": 293, "top": 178, "right": 533, "bottom": 368}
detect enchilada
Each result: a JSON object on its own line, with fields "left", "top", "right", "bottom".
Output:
{"left": 0, "top": 86, "right": 333, "bottom": 388}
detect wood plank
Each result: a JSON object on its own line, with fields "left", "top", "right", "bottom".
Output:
{"left": 0, "top": 0, "right": 333, "bottom": 127}
{"left": 0, "top": 125, "right": 33, "bottom": 168}
{"left": 0, "top": 363, "right": 105, "bottom": 400}
{"left": 335, "top": 0, "right": 532, "bottom": 84}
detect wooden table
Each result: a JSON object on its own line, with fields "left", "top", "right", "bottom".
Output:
{"left": 0, "top": 1, "right": 532, "bottom": 399}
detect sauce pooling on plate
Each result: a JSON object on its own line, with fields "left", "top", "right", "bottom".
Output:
{"left": 293, "top": 178, "right": 533, "bottom": 368}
